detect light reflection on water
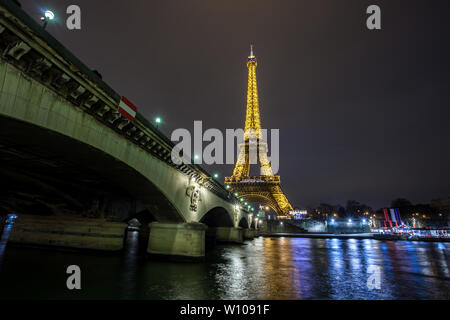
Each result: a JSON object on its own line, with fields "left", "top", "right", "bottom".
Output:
{"left": 0, "top": 224, "right": 13, "bottom": 268}
{"left": 0, "top": 234, "right": 449, "bottom": 300}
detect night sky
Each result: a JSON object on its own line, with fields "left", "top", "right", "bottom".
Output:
{"left": 20, "top": 0, "right": 450, "bottom": 209}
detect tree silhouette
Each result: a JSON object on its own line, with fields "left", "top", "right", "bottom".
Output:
{"left": 390, "top": 198, "right": 413, "bottom": 208}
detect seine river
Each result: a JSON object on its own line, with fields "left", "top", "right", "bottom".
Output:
{"left": 0, "top": 232, "right": 449, "bottom": 300}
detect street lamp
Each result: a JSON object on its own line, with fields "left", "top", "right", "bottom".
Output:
{"left": 213, "top": 173, "right": 219, "bottom": 179}
{"left": 41, "top": 10, "right": 55, "bottom": 29}
{"left": 154, "top": 117, "right": 162, "bottom": 129}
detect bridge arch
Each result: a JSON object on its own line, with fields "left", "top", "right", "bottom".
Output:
{"left": 0, "top": 115, "right": 185, "bottom": 223}
{"left": 199, "top": 206, "right": 234, "bottom": 228}
{"left": 239, "top": 194, "right": 279, "bottom": 214}
{"left": 238, "top": 216, "right": 249, "bottom": 229}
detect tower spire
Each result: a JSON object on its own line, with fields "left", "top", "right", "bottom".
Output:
{"left": 245, "top": 44, "right": 261, "bottom": 140}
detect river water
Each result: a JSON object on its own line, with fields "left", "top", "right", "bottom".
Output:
{"left": 0, "top": 231, "right": 449, "bottom": 300}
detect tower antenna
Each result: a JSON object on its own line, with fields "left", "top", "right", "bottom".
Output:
{"left": 250, "top": 44, "right": 254, "bottom": 57}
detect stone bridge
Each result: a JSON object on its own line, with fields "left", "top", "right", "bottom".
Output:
{"left": 0, "top": 0, "right": 257, "bottom": 259}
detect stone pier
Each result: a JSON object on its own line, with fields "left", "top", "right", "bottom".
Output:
{"left": 215, "top": 227, "right": 244, "bottom": 243}
{"left": 7, "top": 215, "right": 127, "bottom": 251}
{"left": 244, "top": 228, "right": 257, "bottom": 239}
{"left": 147, "top": 222, "right": 207, "bottom": 260}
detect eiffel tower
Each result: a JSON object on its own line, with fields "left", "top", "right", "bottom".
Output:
{"left": 225, "top": 46, "right": 293, "bottom": 216}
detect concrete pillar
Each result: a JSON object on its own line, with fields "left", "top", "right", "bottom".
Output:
{"left": 8, "top": 215, "right": 127, "bottom": 251}
{"left": 244, "top": 228, "right": 254, "bottom": 240}
{"left": 147, "top": 222, "right": 207, "bottom": 260}
{"left": 215, "top": 227, "right": 244, "bottom": 243}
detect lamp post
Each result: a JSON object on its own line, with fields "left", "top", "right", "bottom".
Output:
{"left": 41, "top": 10, "right": 55, "bottom": 29}
{"left": 154, "top": 117, "right": 161, "bottom": 129}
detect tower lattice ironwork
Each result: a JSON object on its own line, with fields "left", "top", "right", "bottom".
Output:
{"left": 225, "top": 46, "right": 293, "bottom": 216}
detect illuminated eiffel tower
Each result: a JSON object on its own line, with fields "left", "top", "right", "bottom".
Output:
{"left": 225, "top": 46, "right": 293, "bottom": 216}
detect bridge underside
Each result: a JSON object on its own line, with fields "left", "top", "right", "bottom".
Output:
{"left": 0, "top": 115, "right": 183, "bottom": 223}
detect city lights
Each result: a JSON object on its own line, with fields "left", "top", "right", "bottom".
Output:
{"left": 2, "top": 0, "right": 448, "bottom": 302}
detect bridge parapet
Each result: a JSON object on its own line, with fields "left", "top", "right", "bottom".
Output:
{"left": 0, "top": 0, "right": 233, "bottom": 202}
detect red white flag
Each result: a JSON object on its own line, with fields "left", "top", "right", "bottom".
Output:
{"left": 118, "top": 96, "right": 137, "bottom": 122}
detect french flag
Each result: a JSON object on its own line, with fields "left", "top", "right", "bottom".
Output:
{"left": 118, "top": 96, "right": 137, "bottom": 122}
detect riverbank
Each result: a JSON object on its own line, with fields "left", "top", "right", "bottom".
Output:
{"left": 262, "top": 233, "right": 374, "bottom": 240}
{"left": 262, "top": 232, "right": 450, "bottom": 242}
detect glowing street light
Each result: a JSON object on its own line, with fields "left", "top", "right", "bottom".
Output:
{"left": 41, "top": 10, "right": 55, "bottom": 29}
{"left": 213, "top": 173, "right": 219, "bottom": 179}
{"left": 45, "top": 10, "right": 55, "bottom": 20}
{"left": 154, "top": 117, "right": 162, "bottom": 128}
